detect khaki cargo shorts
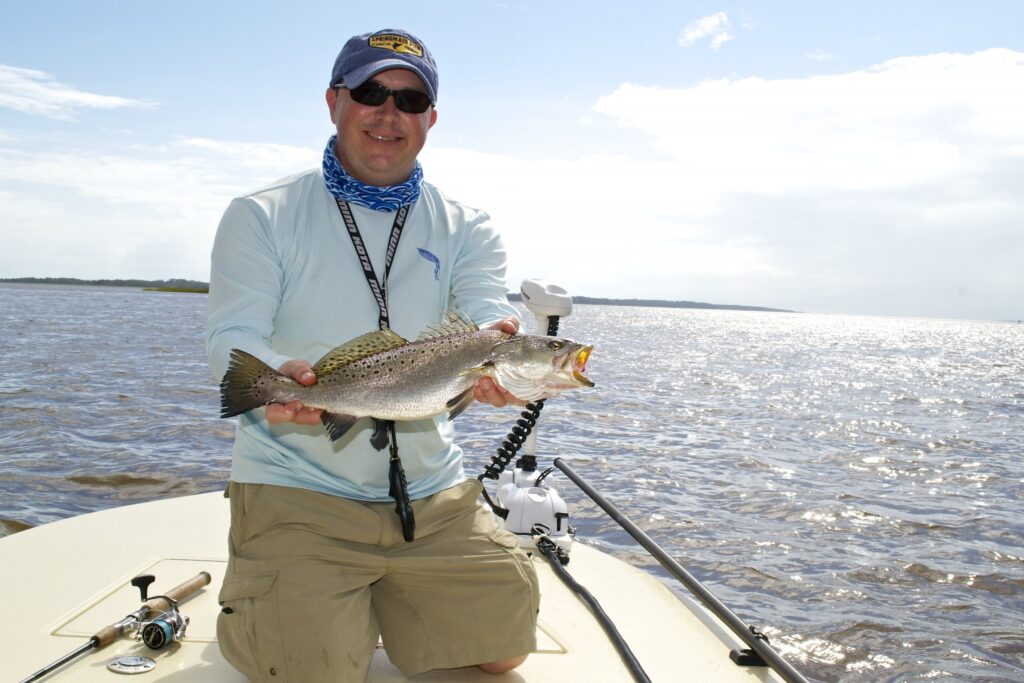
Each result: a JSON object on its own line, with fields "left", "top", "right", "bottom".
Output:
{"left": 217, "top": 479, "right": 539, "bottom": 682}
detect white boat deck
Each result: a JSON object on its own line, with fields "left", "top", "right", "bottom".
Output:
{"left": 2, "top": 492, "right": 786, "bottom": 682}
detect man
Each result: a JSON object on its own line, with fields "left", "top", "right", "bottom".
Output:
{"left": 206, "top": 29, "right": 538, "bottom": 681}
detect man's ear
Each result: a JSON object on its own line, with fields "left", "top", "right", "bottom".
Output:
{"left": 326, "top": 88, "right": 340, "bottom": 123}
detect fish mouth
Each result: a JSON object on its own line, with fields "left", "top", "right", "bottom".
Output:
{"left": 572, "top": 345, "right": 594, "bottom": 386}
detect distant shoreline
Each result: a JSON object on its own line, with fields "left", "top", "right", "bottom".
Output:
{"left": 506, "top": 292, "right": 790, "bottom": 313}
{"left": 1, "top": 277, "right": 209, "bottom": 294}
{"left": 1, "top": 277, "right": 793, "bottom": 312}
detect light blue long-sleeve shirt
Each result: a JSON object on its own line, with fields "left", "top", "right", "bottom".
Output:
{"left": 206, "top": 167, "right": 518, "bottom": 501}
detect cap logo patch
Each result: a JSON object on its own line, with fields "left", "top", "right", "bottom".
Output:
{"left": 369, "top": 34, "right": 424, "bottom": 58}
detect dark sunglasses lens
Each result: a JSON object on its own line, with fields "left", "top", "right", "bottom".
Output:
{"left": 350, "top": 82, "right": 389, "bottom": 106}
{"left": 393, "top": 91, "right": 432, "bottom": 114}
{"left": 349, "top": 82, "right": 431, "bottom": 114}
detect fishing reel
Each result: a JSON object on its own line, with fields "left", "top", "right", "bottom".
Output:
{"left": 138, "top": 599, "right": 189, "bottom": 650}
{"left": 129, "top": 574, "right": 192, "bottom": 650}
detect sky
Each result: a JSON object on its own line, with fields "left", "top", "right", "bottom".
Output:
{"left": 1, "top": 1, "right": 1022, "bottom": 321}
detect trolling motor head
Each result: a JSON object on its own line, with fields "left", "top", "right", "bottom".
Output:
{"left": 520, "top": 279, "right": 572, "bottom": 335}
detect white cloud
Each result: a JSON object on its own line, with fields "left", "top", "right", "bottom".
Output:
{"left": 178, "top": 137, "right": 320, "bottom": 172}
{"left": 679, "top": 12, "right": 733, "bottom": 50}
{"left": 0, "top": 138, "right": 317, "bottom": 207}
{"left": 583, "top": 49, "right": 1024, "bottom": 318}
{"left": 2, "top": 50, "right": 1022, "bottom": 320}
{"left": 0, "top": 64, "right": 151, "bottom": 118}
{"left": 0, "top": 138, "right": 319, "bottom": 281}
{"left": 807, "top": 50, "right": 836, "bottom": 62}
{"left": 427, "top": 49, "right": 1024, "bottom": 319}
{"left": 594, "top": 49, "right": 1024, "bottom": 195}
{"left": 422, "top": 145, "right": 788, "bottom": 306}
{"left": 709, "top": 32, "right": 734, "bottom": 51}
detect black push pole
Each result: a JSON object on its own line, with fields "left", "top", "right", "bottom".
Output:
{"left": 553, "top": 458, "right": 808, "bottom": 683}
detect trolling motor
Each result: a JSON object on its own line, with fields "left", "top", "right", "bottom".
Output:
{"left": 480, "top": 279, "right": 576, "bottom": 556}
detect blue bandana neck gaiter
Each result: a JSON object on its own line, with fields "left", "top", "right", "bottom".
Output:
{"left": 322, "top": 135, "right": 423, "bottom": 212}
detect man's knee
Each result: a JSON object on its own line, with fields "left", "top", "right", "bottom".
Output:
{"left": 477, "top": 654, "right": 528, "bottom": 674}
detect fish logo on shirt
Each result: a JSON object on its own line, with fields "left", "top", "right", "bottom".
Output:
{"left": 418, "top": 248, "right": 440, "bottom": 281}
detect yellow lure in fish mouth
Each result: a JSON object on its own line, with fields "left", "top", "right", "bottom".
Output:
{"left": 573, "top": 345, "right": 594, "bottom": 386}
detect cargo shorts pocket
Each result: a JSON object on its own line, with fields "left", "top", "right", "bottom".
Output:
{"left": 217, "top": 572, "right": 286, "bottom": 681}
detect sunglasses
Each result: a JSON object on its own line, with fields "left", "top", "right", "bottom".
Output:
{"left": 345, "top": 81, "right": 433, "bottom": 114}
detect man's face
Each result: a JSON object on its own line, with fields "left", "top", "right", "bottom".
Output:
{"left": 326, "top": 68, "right": 437, "bottom": 187}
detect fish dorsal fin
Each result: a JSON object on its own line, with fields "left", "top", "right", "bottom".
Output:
{"left": 312, "top": 329, "right": 408, "bottom": 376}
{"left": 416, "top": 311, "right": 479, "bottom": 341}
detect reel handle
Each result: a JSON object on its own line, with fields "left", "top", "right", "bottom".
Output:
{"left": 131, "top": 574, "right": 156, "bottom": 601}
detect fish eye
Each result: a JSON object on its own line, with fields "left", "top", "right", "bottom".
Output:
{"left": 547, "top": 340, "right": 565, "bottom": 350}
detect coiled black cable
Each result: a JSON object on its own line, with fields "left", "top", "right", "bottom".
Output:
{"left": 478, "top": 400, "right": 545, "bottom": 517}
{"left": 478, "top": 400, "right": 544, "bottom": 482}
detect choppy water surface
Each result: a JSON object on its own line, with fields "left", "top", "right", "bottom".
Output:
{"left": 1, "top": 283, "right": 1022, "bottom": 682}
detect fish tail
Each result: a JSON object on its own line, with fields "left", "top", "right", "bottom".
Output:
{"left": 220, "top": 349, "right": 287, "bottom": 418}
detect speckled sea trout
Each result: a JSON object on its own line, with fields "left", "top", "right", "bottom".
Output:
{"left": 219, "top": 314, "right": 593, "bottom": 441}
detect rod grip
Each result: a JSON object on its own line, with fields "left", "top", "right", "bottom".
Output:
{"left": 145, "top": 571, "right": 212, "bottom": 613}
{"left": 91, "top": 623, "right": 126, "bottom": 647}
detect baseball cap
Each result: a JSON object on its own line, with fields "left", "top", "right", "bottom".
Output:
{"left": 330, "top": 29, "right": 438, "bottom": 103}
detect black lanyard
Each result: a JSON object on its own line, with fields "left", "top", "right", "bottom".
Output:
{"left": 335, "top": 199, "right": 410, "bottom": 331}
{"left": 335, "top": 198, "right": 416, "bottom": 541}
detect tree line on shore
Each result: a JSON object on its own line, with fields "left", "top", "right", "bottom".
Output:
{"left": 1, "top": 277, "right": 209, "bottom": 292}
{"left": 2, "top": 277, "right": 791, "bottom": 312}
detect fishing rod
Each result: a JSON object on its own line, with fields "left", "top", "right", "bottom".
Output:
{"left": 552, "top": 458, "right": 809, "bottom": 683}
{"left": 20, "top": 570, "right": 211, "bottom": 683}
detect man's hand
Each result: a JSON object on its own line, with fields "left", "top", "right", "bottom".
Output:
{"left": 265, "top": 359, "right": 323, "bottom": 425}
{"left": 473, "top": 317, "right": 526, "bottom": 408}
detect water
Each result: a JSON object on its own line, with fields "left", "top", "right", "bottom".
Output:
{"left": 1, "top": 283, "right": 1022, "bottom": 682}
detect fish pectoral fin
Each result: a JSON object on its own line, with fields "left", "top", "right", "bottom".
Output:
{"left": 446, "top": 387, "right": 476, "bottom": 421}
{"left": 458, "top": 362, "right": 492, "bottom": 377}
{"left": 320, "top": 411, "right": 360, "bottom": 442}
